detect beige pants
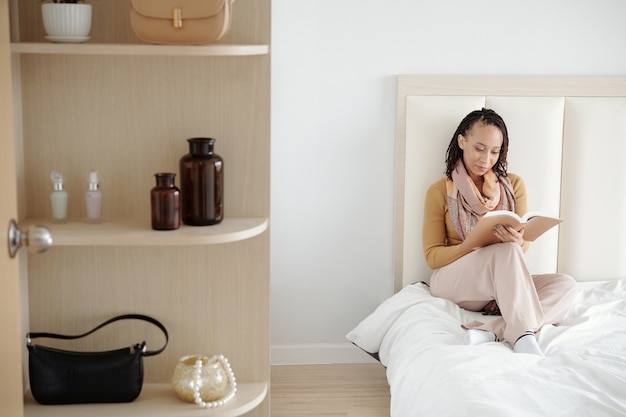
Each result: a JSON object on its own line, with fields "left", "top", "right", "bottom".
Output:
{"left": 430, "top": 243, "right": 577, "bottom": 345}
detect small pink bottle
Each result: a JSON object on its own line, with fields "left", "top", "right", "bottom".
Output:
{"left": 85, "top": 170, "right": 102, "bottom": 223}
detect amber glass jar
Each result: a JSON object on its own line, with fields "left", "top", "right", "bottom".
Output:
{"left": 150, "top": 173, "right": 181, "bottom": 230}
{"left": 179, "top": 138, "right": 223, "bottom": 226}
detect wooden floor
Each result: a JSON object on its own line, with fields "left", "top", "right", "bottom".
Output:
{"left": 270, "top": 364, "right": 391, "bottom": 417}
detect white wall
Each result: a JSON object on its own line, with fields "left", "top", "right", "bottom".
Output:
{"left": 270, "top": 0, "right": 626, "bottom": 364}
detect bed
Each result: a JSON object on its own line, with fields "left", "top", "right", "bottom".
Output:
{"left": 347, "top": 76, "right": 626, "bottom": 417}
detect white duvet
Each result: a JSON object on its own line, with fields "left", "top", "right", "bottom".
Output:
{"left": 346, "top": 279, "right": 626, "bottom": 417}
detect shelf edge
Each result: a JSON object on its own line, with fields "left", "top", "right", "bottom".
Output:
{"left": 24, "top": 382, "right": 268, "bottom": 417}
{"left": 11, "top": 42, "right": 269, "bottom": 57}
{"left": 19, "top": 217, "right": 269, "bottom": 246}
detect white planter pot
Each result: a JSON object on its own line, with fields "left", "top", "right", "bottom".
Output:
{"left": 42, "top": 3, "right": 92, "bottom": 42}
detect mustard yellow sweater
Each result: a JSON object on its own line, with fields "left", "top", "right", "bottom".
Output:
{"left": 422, "top": 173, "right": 529, "bottom": 269}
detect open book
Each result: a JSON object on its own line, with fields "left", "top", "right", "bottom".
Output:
{"left": 458, "top": 210, "right": 562, "bottom": 251}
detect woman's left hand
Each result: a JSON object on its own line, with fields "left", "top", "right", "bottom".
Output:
{"left": 493, "top": 224, "right": 525, "bottom": 246}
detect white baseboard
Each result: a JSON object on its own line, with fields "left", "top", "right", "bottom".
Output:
{"left": 270, "top": 342, "right": 379, "bottom": 365}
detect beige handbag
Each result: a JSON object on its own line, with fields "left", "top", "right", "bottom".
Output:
{"left": 129, "top": 0, "right": 234, "bottom": 45}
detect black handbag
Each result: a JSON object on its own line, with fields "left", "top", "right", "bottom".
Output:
{"left": 26, "top": 314, "right": 168, "bottom": 405}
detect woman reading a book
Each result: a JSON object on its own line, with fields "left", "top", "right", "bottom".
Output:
{"left": 423, "top": 108, "right": 577, "bottom": 356}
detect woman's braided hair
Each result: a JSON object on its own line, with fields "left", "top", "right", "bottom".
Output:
{"left": 444, "top": 108, "right": 509, "bottom": 180}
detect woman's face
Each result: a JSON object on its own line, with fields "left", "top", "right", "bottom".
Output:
{"left": 458, "top": 122, "right": 503, "bottom": 182}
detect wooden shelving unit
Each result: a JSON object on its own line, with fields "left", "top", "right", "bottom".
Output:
{"left": 8, "top": 1, "right": 271, "bottom": 416}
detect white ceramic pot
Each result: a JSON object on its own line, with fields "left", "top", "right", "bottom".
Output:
{"left": 41, "top": 3, "right": 92, "bottom": 41}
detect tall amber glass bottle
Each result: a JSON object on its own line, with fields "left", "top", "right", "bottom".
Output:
{"left": 179, "top": 138, "right": 224, "bottom": 226}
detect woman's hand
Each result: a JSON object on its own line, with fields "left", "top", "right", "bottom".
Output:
{"left": 493, "top": 224, "right": 525, "bottom": 246}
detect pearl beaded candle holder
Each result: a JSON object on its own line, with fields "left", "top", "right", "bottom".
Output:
{"left": 171, "top": 354, "right": 237, "bottom": 408}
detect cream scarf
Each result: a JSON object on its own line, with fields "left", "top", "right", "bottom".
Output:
{"left": 446, "top": 161, "right": 516, "bottom": 240}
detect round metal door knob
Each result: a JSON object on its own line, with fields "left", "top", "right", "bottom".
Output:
{"left": 7, "top": 219, "right": 53, "bottom": 258}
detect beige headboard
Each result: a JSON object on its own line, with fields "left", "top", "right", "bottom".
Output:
{"left": 394, "top": 76, "right": 626, "bottom": 291}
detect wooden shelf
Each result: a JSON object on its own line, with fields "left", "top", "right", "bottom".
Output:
{"left": 24, "top": 382, "right": 268, "bottom": 417}
{"left": 11, "top": 42, "right": 269, "bottom": 56}
{"left": 19, "top": 217, "right": 268, "bottom": 246}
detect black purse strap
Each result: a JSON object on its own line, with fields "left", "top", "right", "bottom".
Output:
{"left": 26, "top": 314, "right": 168, "bottom": 357}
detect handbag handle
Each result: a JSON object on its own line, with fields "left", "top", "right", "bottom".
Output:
{"left": 26, "top": 314, "right": 168, "bottom": 357}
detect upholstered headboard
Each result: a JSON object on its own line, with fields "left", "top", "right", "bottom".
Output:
{"left": 394, "top": 76, "right": 626, "bottom": 291}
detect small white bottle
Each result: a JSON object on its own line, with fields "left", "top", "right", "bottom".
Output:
{"left": 85, "top": 170, "right": 102, "bottom": 223}
{"left": 50, "top": 171, "right": 68, "bottom": 223}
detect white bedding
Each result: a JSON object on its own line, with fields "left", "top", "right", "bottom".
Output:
{"left": 346, "top": 279, "right": 626, "bottom": 417}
